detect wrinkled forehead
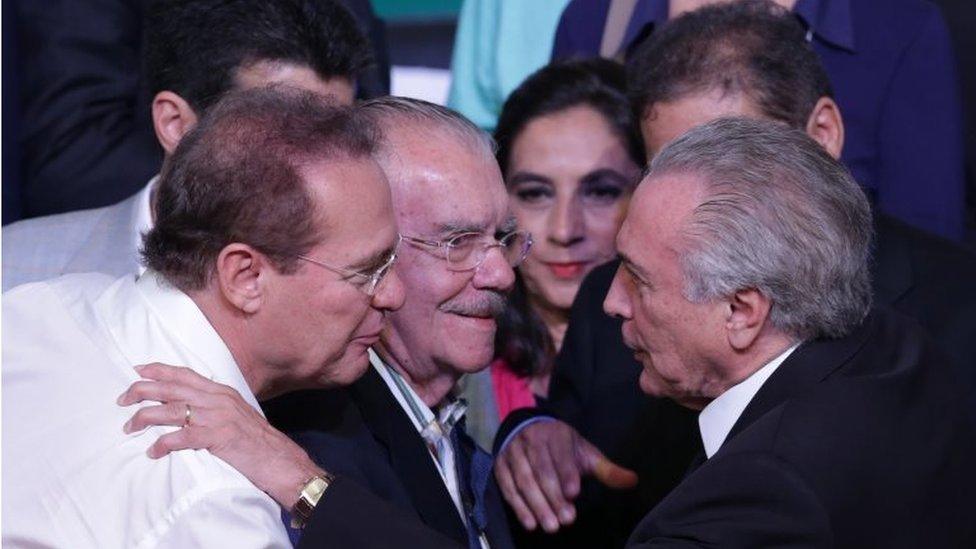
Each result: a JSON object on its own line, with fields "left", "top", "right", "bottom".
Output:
{"left": 386, "top": 132, "right": 510, "bottom": 236}
{"left": 618, "top": 172, "right": 705, "bottom": 254}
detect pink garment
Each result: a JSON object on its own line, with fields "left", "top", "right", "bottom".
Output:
{"left": 490, "top": 358, "right": 537, "bottom": 420}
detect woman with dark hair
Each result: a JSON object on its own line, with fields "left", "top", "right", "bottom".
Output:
{"left": 464, "top": 58, "right": 645, "bottom": 448}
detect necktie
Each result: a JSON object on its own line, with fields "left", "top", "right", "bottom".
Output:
{"left": 452, "top": 419, "right": 492, "bottom": 549}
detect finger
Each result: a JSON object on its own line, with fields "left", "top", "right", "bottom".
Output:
{"left": 134, "top": 363, "right": 231, "bottom": 395}
{"left": 527, "top": 440, "right": 576, "bottom": 525}
{"left": 494, "top": 458, "right": 537, "bottom": 531}
{"left": 550, "top": 429, "right": 583, "bottom": 500}
{"left": 510, "top": 441, "right": 561, "bottom": 533}
{"left": 117, "top": 379, "right": 203, "bottom": 407}
{"left": 124, "top": 402, "right": 196, "bottom": 434}
{"left": 579, "top": 439, "right": 638, "bottom": 490}
{"left": 146, "top": 428, "right": 200, "bottom": 459}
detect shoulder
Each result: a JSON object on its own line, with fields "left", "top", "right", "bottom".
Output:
{"left": 4, "top": 202, "right": 114, "bottom": 245}
{"left": 2, "top": 200, "right": 132, "bottom": 290}
{"left": 850, "top": 0, "right": 951, "bottom": 51}
{"left": 879, "top": 215, "right": 976, "bottom": 290}
{"left": 3, "top": 272, "right": 121, "bottom": 312}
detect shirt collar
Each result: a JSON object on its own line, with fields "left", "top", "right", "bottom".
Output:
{"left": 698, "top": 342, "right": 801, "bottom": 458}
{"left": 132, "top": 176, "right": 159, "bottom": 276}
{"left": 371, "top": 349, "right": 436, "bottom": 431}
{"left": 370, "top": 350, "right": 468, "bottom": 439}
{"left": 134, "top": 270, "right": 264, "bottom": 415}
{"left": 794, "top": 0, "right": 855, "bottom": 52}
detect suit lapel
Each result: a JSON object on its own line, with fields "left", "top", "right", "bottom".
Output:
{"left": 351, "top": 368, "right": 469, "bottom": 545}
{"left": 727, "top": 313, "right": 876, "bottom": 442}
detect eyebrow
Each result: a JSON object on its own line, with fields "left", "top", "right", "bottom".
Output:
{"left": 618, "top": 252, "right": 650, "bottom": 280}
{"left": 507, "top": 171, "right": 552, "bottom": 186}
{"left": 580, "top": 168, "right": 638, "bottom": 186}
{"left": 434, "top": 219, "right": 489, "bottom": 236}
{"left": 498, "top": 216, "right": 518, "bottom": 234}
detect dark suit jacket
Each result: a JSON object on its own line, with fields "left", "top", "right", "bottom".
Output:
{"left": 628, "top": 309, "right": 976, "bottom": 547}
{"left": 552, "top": 0, "right": 966, "bottom": 240}
{"left": 496, "top": 213, "right": 976, "bottom": 547}
{"left": 299, "top": 476, "right": 460, "bottom": 549}
{"left": 267, "top": 368, "right": 513, "bottom": 549}
{"left": 928, "top": 0, "right": 976, "bottom": 246}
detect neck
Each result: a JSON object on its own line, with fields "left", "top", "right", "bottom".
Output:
{"left": 528, "top": 294, "right": 570, "bottom": 354}
{"left": 189, "top": 289, "right": 273, "bottom": 400}
{"left": 711, "top": 331, "right": 797, "bottom": 399}
{"left": 374, "top": 343, "right": 458, "bottom": 408}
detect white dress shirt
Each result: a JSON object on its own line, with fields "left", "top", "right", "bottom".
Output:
{"left": 131, "top": 177, "right": 157, "bottom": 275}
{"left": 2, "top": 271, "right": 290, "bottom": 548}
{"left": 371, "top": 351, "right": 467, "bottom": 520}
{"left": 698, "top": 343, "right": 802, "bottom": 458}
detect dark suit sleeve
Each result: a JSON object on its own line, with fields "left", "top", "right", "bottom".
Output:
{"left": 875, "top": 4, "right": 965, "bottom": 240}
{"left": 299, "top": 477, "right": 462, "bottom": 549}
{"left": 627, "top": 452, "right": 832, "bottom": 548}
{"left": 17, "top": 0, "right": 162, "bottom": 217}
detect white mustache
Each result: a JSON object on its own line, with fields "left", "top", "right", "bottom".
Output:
{"left": 439, "top": 292, "right": 507, "bottom": 318}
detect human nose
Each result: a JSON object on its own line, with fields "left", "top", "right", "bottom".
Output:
{"left": 603, "top": 265, "right": 632, "bottom": 320}
{"left": 549, "top": 194, "right": 585, "bottom": 247}
{"left": 472, "top": 244, "right": 516, "bottom": 292}
{"left": 370, "top": 269, "right": 405, "bottom": 312}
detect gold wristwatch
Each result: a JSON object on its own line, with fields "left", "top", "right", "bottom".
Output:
{"left": 290, "top": 472, "right": 335, "bottom": 529}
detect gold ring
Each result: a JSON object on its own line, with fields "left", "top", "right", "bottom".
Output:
{"left": 183, "top": 403, "right": 192, "bottom": 428}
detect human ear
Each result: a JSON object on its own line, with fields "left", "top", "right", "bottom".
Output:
{"left": 725, "top": 288, "right": 772, "bottom": 351}
{"left": 805, "top": 96, "right": 845, "bottom": 160}
{"left": 215, "top": 244, "right": 269, "bottom": 314}
{"left": 152, "top": 91, "right": 199, "bottom": 154}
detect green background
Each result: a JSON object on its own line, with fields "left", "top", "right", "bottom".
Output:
{"left": 372, "top": 0, "right": 463, "bottom": 20}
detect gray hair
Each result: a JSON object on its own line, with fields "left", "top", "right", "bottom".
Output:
{"left": 358, "top": 96, "right": 496, "bottom": 157}
{"left": 648, "top": 117, "right": 873, "bottom": 340}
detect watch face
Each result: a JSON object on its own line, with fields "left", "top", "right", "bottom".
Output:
{"left": 291, "top": 475, "right": 332, "bottom": 528}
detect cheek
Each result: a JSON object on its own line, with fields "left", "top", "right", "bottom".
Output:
{"left": 583, "top": 203, "right": 628, "bottom": 247}
{"left": 316, "top": 293, "right": 370, "bottom": 345}
{"left": 431, "top": 312, "right": 497, "bottom": 370}
{"left": 511, "top": 202, "right": 548, "bottom": 238}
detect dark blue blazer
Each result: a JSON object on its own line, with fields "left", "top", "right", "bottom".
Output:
{"left": 553, "top": 0, "right": 966, "bottom": 240}
{"left": 266, "top": 368, "right": 513, "bottom": 549}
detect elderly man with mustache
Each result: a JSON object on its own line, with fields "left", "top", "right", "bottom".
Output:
{"left": 121, "top": 97, "right": 529, "bottom": 549}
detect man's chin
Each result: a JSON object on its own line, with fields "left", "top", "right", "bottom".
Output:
{"left": 638, "top": 368, "right": 666, "bottom": 396}
{"left": 316, "top": 346, "right": 373, "bottom": 387}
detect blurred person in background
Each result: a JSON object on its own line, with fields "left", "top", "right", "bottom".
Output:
{"left": 550, "top": 0, "right": 967, "bottom": 242}
{"left": 4, "top": 0, "right": 371, "bottom": 291}
{"left": 447, "top": 0, "right": 570, "bottom": 131}
{"left": 461, "top": 59, "right": 645, "bottom": 451}
{"left": 11, "top": 0, "right": 388, "bottom": 221}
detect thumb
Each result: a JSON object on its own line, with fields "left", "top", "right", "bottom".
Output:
{"left": 578, "top": 439, "right": 639, "bottom": 490}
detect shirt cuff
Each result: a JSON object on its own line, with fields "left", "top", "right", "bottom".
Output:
{"left": 496, "top": 416, "right": 557, "bottom": 454}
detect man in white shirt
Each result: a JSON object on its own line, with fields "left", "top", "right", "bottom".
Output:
{"left": 2, "top": 0, "right": 366, "bottom": 291}
{"left": 2, "top": 87, "right": 406, "bottom": 547}
{"left": 136, "top": 97, "right": 526, "bottom": 548}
